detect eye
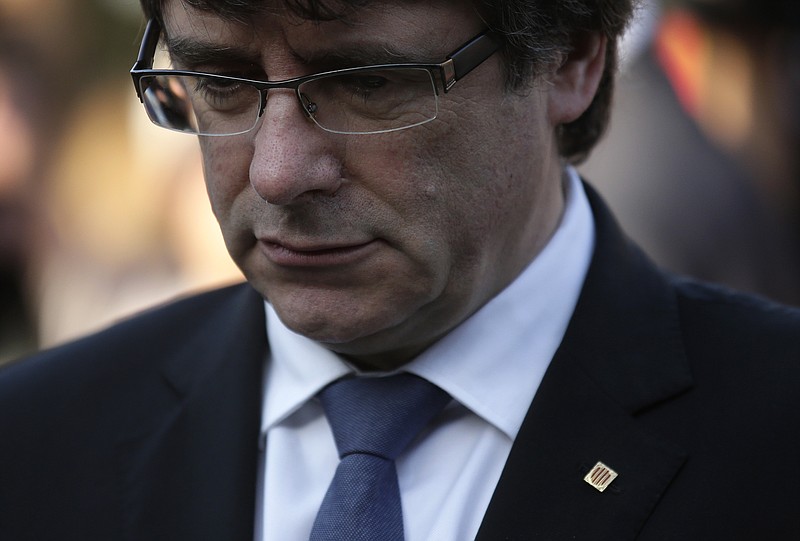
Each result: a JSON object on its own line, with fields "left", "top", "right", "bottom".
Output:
{"left": 354, "top": 75, "right": 388, "bottom": 90}
{"left": 339, "top": 74, "right": 390, "bottom": 99}
{"left": 195, "top": 76, "right": 241, "bottom": 96}
{"left": 192, "top": 76, "right": 254, "bottom": 111}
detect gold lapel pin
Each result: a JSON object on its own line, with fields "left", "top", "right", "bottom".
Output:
{"left": 584, "top": 461, "right": 618, "bottom": 492}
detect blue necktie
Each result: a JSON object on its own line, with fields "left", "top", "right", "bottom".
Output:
{"left": 310, "top": 373, "right": 450, "bottom": 541}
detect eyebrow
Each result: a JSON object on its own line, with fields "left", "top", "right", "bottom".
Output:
{"left": 164, "top": 35, "right": 444, "bottom": 74}
{"left": 301, "top": 44, "right": 441, "bottom": 71}
{"left": 165, "top": 36, "right": 262, "bottom": 69}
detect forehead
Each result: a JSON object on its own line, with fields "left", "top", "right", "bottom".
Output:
{"left": 160, "top": 0, "right": 482, "bottom": 64}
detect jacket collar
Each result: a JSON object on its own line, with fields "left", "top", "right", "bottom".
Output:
{"left": 477, "top": 182, "right": 692, "bottom": 540}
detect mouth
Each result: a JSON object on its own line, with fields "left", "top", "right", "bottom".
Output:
{"left": 258, "top": 238, "right": 380, "bottom": 267}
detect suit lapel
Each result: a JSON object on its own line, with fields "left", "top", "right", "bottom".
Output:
{"left": 116, "top": 285, "right": 267, "bottom": 541}
{"left": 477, "top": 184, "right": 692, "bottom": 540}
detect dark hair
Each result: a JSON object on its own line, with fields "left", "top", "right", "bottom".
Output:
{"left": 138, "top": 0, "right": 639, "bottom": 163}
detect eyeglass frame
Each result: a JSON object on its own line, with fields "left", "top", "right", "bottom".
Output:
{"left": 129, "top": 18, "right": 501, "bottom": 136}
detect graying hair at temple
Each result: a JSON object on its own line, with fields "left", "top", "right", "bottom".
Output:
{"left": 137, "top": 0, "right": 641, "bottom": 163}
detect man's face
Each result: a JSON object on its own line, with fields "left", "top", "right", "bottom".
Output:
{"left": 163, "top": 0, "right": 567, "bottom": 368}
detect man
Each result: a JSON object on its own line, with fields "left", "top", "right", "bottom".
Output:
{"left": 1, "top": 0, "right": 798, "bottom": 539}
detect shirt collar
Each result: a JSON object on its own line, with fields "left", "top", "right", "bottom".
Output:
{"left": 407, "top": 167, "right": 594, "bottom": 438}
{"left": 261, "top": 167, "right": 595, "bottom": 440}
{"left": 261, "top": 306, "right": 351, "bottom": 432}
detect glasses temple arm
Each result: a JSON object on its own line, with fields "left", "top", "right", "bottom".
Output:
{"left": 443, "top": 31, "right": 500, "bottom": 91}
{"left": 131, "top": 19, "right": 162, "bottom": 102}
{"left": 133, "top": 19, "right": 161, "bottom": 71}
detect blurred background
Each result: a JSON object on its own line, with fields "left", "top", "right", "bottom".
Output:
{"left": 581, "top": 0, "right": 800, "bottom": 305}
{"left": 1, "top": 0, "right": 798, "bottom": 365}
{"left": 0, "top": 0, "right": 241, "bottom": 364}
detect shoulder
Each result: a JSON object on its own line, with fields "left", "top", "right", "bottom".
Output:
{"left": 671, "top": 276, "right": 800, "bottom": 410}
{"left": 673, "top": 277, "right": 800, "bottom": 353}
{"left": 0, "top": 283, "right": 262, "bottom": 405}
{"left": 0, "top": 283, "right": 264, "bottom": 534}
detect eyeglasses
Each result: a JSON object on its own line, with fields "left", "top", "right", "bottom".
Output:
{"left": 130, "top": 19, "right": 499, "bottom": 136}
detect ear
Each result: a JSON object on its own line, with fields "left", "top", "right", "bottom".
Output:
{"left": 547, "top": 31, "right": 607, "bottom": 125}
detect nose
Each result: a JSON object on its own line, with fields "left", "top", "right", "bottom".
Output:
{"left": 249, "top": 92, "right": 343, "bottom": 206}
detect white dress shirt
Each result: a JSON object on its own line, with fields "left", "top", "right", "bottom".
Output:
{"left": 255, "top": 166, "right": 595, "bottom": 540}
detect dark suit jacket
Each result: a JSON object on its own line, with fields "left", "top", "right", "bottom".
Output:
{"left": 2, "top": 185, "right": 799, "bottom": 540}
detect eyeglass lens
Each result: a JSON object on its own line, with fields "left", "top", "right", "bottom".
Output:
{"left": 138, "top": 68, "right": 439, "bottom": 136}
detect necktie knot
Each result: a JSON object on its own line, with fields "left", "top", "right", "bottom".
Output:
{"left": 318, "top": 373, "right": 450, "bottom": 460}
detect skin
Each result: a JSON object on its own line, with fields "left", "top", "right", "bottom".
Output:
{"left": 162, "top": 0, "right": 606, "bottom": 370}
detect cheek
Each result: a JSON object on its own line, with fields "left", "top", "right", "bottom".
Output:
{"left": 394, "top": 102, "right": 552, "bottom": 280}
{"left": 199, "top": 138, "right": 253, "bottom": 217}
{"left": 356, "top": 142, "right": 491, "bottom": 306}
{"left": 196, "top": 138, "right": 265, "bottom": 269}
{"left": 358, "top": 135, "right": 457, "bottom": 240}
{"left": 391, "top": 125, "right": 494, "bottom": 240}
